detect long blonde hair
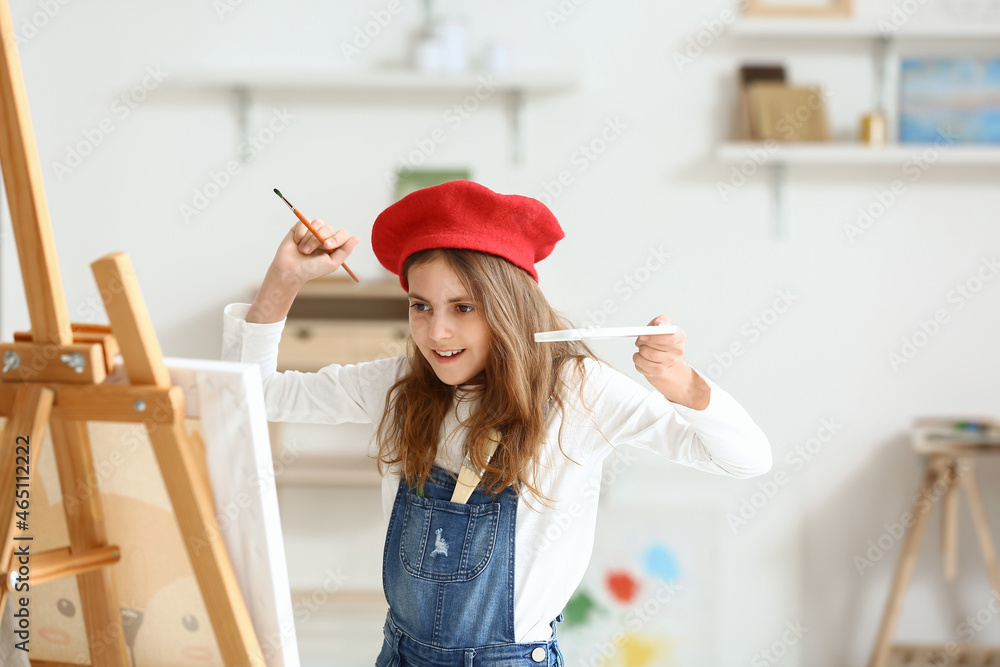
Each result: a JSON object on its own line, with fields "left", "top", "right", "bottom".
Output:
{"left": 374, "top": 248, "right": 603, "bottom": 507}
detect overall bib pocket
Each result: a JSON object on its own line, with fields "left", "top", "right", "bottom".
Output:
{"left": 399, "top": 492, "right": 501, "bottom": 583}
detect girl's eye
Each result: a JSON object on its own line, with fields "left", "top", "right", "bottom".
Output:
{"left": 457, "top": 305, "right": 474, "bottom": 313}
{"left": 409, "top": 303, "right": 429, "bottom": 312}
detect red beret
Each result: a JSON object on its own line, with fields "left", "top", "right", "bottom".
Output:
{"left": 372, "top": 180, "right": 564, "bottom": 292}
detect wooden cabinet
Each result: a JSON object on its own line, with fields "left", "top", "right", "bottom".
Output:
{"left": 277, "top": 319, "right": 409, "bottom": 372}
{"left": 277, "top": 275, "right": 409, "bottom": 372}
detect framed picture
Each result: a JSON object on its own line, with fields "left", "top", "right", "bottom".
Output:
{"left": 899, "top": 57, "right": 1000, "bottom": 144}
{"left": 393, "top": 167, "right": 471, "bottom": 201}
{"left": 744, "top": 0, "right": 851, "bottom": 17}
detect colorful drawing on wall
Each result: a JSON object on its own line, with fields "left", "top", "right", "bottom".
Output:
{"left": 899, "top": 57, "right": 1000, "bottom": 143}
{"left": 558, "top": 506, "right": 720, "bottom": 667}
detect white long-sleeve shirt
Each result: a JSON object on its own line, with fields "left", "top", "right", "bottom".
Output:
{"left": 221, "top": 303, "right": 772, "bottom": 642}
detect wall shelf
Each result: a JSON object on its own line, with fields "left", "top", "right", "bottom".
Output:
{"left": 718, "top": 142, "right": 1000, "bottom": 238}
{"left": 728, "top": 18, "right": 1000, "bottom": 39}
{"left": 718, "top": 142, "right": 1000, "bottom": 166}
{"left": 179, "top": 67, "right": 579, "bottom": 164}
{"left": 720, "top": 16, "right": 1000, "bottom": 238}
{"left": 182, "top": 68, "right": 578, "bottom": 92}
{"left": 275, "top": 456, "right": 381, "bottom": 487}
{"left": 290, "top": 589, "right": 386, "bottom": 607}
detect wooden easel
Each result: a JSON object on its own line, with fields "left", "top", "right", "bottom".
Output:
{"left": 866, "top": 420, "right": 1000, "bottom": 667}
{"left": 0, "top": 0, "right": 265, "bottom": 664}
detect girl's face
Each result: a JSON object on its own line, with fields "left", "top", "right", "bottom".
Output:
{"left": 407, "top": 257, "right": 490, "bottom": 386}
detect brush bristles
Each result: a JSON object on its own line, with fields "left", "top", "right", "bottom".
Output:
{"left": 273, "top": 188, "right": 294, "bottom": 210}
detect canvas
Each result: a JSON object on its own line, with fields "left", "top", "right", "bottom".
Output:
{"left": 0, "top": 356, "right": 298, "bottom": 666}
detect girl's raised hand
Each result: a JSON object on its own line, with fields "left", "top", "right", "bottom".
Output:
{"left": 633, "top": 315, "right": 709, "bottom": 409}
{"left": 273, "top": 219, "right": 361, "bottom": 285}
{"left": 633, "top": 315, "right": 687, "bottom": 383}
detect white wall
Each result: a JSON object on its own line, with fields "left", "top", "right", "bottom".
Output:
{"left": 4, "top": 1, "right": 1000, "bottom": 665}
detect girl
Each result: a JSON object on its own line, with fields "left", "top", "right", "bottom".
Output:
{"left": 222, "top": 180, "right": 771, "bottom": 666}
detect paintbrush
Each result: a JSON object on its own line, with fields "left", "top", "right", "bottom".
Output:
{"left": 450, "top": 429, "right": 502, "bottom": 504}
{"left": 273, "top": 188, "right": 360, "bottom": 283}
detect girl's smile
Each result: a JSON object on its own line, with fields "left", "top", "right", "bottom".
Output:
{"left": 407, "top": 258, "right": 489, "bottom": 386}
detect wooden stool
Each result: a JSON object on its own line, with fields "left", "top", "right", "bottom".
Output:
{"left": 867, "top": 418, "right": 1000, "bottom": 667}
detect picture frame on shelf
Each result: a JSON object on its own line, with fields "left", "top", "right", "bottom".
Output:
{"left": 898, "top": 56, "right": 1000, "bottom": 144}
{"left": 744, "top": 0, "right": 851, "bottom": 17}
{"left": 393, "top": 167, "right": 471, "bottom": 201}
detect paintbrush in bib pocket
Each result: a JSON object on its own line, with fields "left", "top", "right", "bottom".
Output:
{"left": 450, "top": 429, "right": 502, "bottom": 504}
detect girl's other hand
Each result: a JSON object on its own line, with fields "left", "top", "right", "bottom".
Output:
{"left": 272, "top": 219, "right": 361, "bottom": 285}
{"left": 634, "top": 315, "right": 710, "bottom": 409}
{"left": 633, "top": 315, "right": 687, "bottom": 383}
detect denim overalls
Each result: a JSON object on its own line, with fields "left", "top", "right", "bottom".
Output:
{"left": 376, "top": 463, "right": 566, "bottom": 666}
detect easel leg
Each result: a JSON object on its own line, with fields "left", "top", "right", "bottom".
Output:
{"left": 0, "top": 386, "right": 53, "bottom": 615}
{"left": 91, "top": 252, "right": 264, "bottom": 665}
{"left": 147, "top": 390, "right": 265, "bottom": 666}
{"left": 942, "top": 459, "right": 959, "bottom": 582}
{"left": 867, "top": 457, "right": 944, "bottom": 667}
{"left": 187, "top": 430, "right": 216, "bottom": 507}
{"left": 960, "top": 463, "right": 1000, "bottom": 599}
{"left": 49, "top": 418, "right": 129, "bottom": 666}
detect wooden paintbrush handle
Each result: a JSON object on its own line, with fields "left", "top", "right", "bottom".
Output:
{"left": 450, "top": 429, "right": 502, "bottom": 504}
{"left": 293, "top": 208, "right": 359, "bottom": 283}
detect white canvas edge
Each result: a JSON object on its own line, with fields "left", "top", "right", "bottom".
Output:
{"left": 154, "top": 355, "right": 299, "bottom": 667}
